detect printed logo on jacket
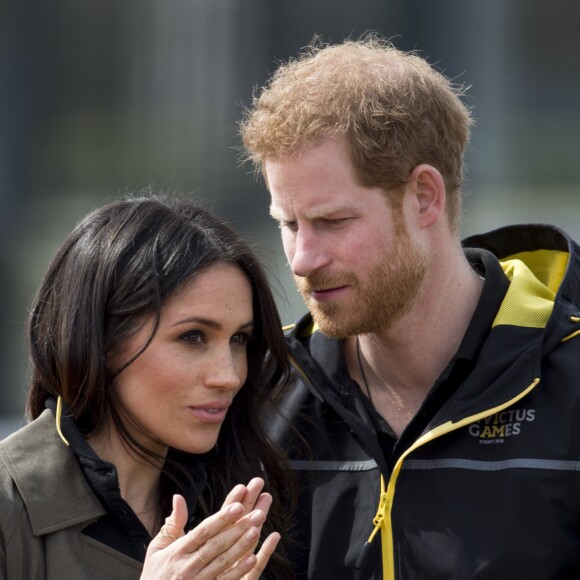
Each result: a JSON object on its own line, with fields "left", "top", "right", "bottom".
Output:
{"left": 468, "top": 408, "right": 536, "bottom": 444}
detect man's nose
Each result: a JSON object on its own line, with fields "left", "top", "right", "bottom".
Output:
{"left": 288, "top": 228, "right": 331, "bottom": 278}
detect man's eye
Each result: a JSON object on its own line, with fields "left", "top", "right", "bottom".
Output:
{"left": 325, "top": 217, "right": 350, "bottom": 226}
{"left": 280, "top": 221, "right": 298, "bottom": 232}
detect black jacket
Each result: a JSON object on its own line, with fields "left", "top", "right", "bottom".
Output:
{"left": 271, "top": 224, "right": 580, "bottom": 579}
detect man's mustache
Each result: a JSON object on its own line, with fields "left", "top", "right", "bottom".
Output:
{"left": 294, "top": 273, "right": 357, "bottom": 294}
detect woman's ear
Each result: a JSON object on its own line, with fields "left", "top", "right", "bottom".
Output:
{"left": 407, "top": 164, "right": 446, "bottom": 229}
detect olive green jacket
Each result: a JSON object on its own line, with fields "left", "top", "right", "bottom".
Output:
{"left": 0, "top": 409, "right": 142, "bottom": 579}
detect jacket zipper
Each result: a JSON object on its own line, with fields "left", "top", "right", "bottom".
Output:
{"left": 369, "top": 377, "right": 541, "bottom": 580}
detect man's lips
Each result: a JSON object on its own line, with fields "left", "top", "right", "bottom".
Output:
{"left": 311, "top": 285, "right": 349, "bottom": 299}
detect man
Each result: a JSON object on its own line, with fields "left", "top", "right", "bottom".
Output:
{"left": 240, "top": 36, "right": 580, "bottom": 579}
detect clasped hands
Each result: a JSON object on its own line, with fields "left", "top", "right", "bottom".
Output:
{"left": 141, "top": 477, "right": 279, "bottom": 579}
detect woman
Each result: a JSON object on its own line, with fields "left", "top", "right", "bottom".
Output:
{"left": 0, "top": 195, "right": 294, "bottom": 579}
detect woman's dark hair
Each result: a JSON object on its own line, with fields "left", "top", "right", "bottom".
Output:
{"left": 26, "top": 193, "right": 294, "bottom": 578}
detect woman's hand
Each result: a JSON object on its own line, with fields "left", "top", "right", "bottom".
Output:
{"left": 141, "top": 478, "right": 280, "bottom": 579}
{"left": 219, "top": 478, "right": 281, "bottom": 579}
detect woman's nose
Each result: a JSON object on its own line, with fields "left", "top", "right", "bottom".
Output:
{"left": 203, "top": 348, "right": 246, "bottom": 391}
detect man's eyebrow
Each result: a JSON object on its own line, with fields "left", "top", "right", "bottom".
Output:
{"left": 270, "top": 204, "right": 355, "bottom": 221}
{"left": 269, "top": 205, "right": 286, "bottom": 220}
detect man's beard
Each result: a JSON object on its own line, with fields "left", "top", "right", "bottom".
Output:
{"left": 294, "top": 232, "right": 428, "bottom": 339}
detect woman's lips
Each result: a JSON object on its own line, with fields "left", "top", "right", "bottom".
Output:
{"left": 188, "top": 402, "right": 231, "bottom": 424}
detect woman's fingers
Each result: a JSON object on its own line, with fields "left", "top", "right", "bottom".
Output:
{"left": 174, "top": 507, "right": 266, "bottom": 579}
{"left": 142, "top": 484, "right": 279, "bottom": 580}
{"left": 221, "top": 478, "right": 265, "bottom": 517}
{"left": 222, "top": 483, "right": 247, "bottom": 507}
{"left": 167, "top": 494, "right": 188, "bottom": 537}
{"left": 246, "top": 532, "right": 282, "bottom": 580}
{"left": 142, "top": 501, "right": 262, "bottom": 579}
{"left": 190, "top": 498, "right": 276, "bottom": 580}
{"left": 251, "top": 492, "right": 272, "bottom": 516}
{"left": 195, "top": 522, "right": 262, "bottom": 577}
{"left": 146, "top": 494, "right": 187, "bottom": 555}
{"left": 239, "top": 478, "right": 265, "bottom": 514}
{"left": 219, "top": 532, "right": 281, "bottom": 580}
{"left": 217, "top": 555, "right": 258, "bottom": 580}
{"left": 181, "top": 501, "right": 245, "bottom": 550}
{"left": 185, "top": 503, "right": 266, "bottom": 556}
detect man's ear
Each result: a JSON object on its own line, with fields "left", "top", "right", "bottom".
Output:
{"left": 408, "top": 164, "right": 446, "bottom": 229}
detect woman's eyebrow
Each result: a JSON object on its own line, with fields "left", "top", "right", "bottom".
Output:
{"left": 172, "top": 317, "right": 254, "bottom": 331}
{"left": 172, "top": 316, "right": 221, "bottom": 329}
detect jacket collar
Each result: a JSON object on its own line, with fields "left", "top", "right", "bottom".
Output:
{"left": 0, "top": 409, "right": 105, "bottom": 536}
{"left": 463, "top": 223, "right": 580, "bottom": 314}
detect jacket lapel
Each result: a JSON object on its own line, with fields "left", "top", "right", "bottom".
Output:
{"left": 0, "top": 409, "right": 105, "bottom": 536}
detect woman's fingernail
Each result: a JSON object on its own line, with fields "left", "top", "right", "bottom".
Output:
{"left": 249, "top": 510, "right": 264, "bottom": 524}
{"left": 228, "top": 503, "right": 243, "bottom": 515}
{"left": 244, "top": 554, "right": 257, "bottom": 567}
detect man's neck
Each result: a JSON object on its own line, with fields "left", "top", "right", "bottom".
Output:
{"left": 345, "top": 251, "right": 484, "bottom": 436}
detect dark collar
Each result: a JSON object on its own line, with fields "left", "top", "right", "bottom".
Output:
{"left": 45, "top": 397, "right": 207, "bottom": 530}
{"left": 454, "top": 248, "right": 510, "bottom": 362}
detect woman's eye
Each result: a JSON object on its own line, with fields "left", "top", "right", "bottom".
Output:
{"left": 231, "top": 332, "right": 252, "bottom": 345}
{"left": 180, "top": 330, "right": 205, "bottom": 344}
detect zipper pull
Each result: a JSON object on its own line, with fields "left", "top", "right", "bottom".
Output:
{"left": 368, "top": 489, "right": 388, "bottom": 543}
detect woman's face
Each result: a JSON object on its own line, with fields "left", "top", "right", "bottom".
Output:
{"left": 110, "top": 263, "right": 254, "bottom": 456}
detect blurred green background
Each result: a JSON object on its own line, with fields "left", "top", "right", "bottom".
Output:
{"left": 2, "top": 0, "right": 579, "bottom": 432}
